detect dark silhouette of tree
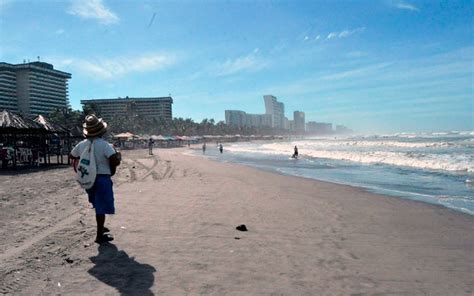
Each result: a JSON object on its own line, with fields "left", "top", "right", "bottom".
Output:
{"left": 48, "top": 107, "right": 83, "bottom": 130}
{"left": 47, "top": 108, "right": 288, "bottom": 137}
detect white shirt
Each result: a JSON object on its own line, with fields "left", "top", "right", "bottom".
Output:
{"left": 71, "top": 138, "right": 116, "bottom": 175}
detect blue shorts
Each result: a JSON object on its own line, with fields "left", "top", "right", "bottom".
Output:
{"left": 86, "top": 175, "right": 115, "bottom": 215}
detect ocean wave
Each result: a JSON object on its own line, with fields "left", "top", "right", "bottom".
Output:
{"left": 226, "top": 143, "right": 474, "bottom": 172}
{"left": 300, "top": 150, "right": 473, "bottom": 172}
{"left": 437, "top": 195, "right": 474, "bottom": 202}
{"left": 279, "top": 139, "right": 465, "bottom": 149}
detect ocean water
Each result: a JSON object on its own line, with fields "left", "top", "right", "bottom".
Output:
{"left": 195, "top": 131, "right": 474, "bottom": 215}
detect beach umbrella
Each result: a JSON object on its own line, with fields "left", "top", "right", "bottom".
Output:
{"left": 113, "top": 132, "right": 136, "bottom": 139}
{"left": 176, "top": 136, "right": 190, "bottom": 141}
{"left": 151, "top": 135, "right": 166, "bottom": 140}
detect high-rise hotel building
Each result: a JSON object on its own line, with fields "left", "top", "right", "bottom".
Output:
{"left": 81, "top": 97, "right": 173, "bottom": 122}
{"left": 225, "top": 110, "right": 272, "bottom": 128}
{"left": 0, "top": 61, "right": 71, "bottom": 116}
{"left": 293, "top": 111, "right": 305, "bottom": 133}
{"left": 263, "top": 95, "right": 285, "bottom": 129}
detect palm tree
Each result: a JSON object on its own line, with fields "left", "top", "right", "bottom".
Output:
{"left": 48, "top": 107, "right": 83, "bottom": 130}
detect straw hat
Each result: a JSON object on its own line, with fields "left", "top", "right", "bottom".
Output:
{"left": 83, "top": 114, "right": 108, "bottom": 137}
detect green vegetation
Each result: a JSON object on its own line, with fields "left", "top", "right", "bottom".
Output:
{"left": 48, "top": 108, "right": 285, "bottom": 136}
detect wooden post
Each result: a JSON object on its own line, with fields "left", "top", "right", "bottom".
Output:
{"left": 43, "top": 132, "right": 48, "bottom": 165}
{"left": 12, "top": 132, "right": 17, "bottom": 168}
{"left": 67, "top": 133, "right": 70, "bottom": 165}
{"left": 57, "top": 140, "right": 60, "bottom": 164}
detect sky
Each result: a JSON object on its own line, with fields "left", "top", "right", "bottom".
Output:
{"left": 0, "top": 0, "right": 472, "bottom": 133}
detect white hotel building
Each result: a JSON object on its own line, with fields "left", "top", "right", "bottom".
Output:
{"left": 0, "top": 61, "right": 71, "bottom": 116}
{"left": 263, "top": 95, "right": 285, "bottom": 129}
{"left": 81, "top": 97, "right": 173, "bottom": 122}
{"left": 225, "top": 95, "right": 285, "bottom": 129}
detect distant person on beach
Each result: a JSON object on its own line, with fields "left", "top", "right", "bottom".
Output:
{"left": 70, "top": 115, "right": 121, "bottom": 244}
{"left": 202, "top": 143, "right": 206, "bottom": 153}
{"left": 292, "top": 145, "right": 299, "bottom": 159}
{"left": 219, "top": 143, "right": 223, "bottom": 154}
{"left": 148, "top": 138, "right": 154, "bottom": 155}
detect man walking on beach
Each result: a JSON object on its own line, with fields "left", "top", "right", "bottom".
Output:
{"left": 148, "top": 137, "right": 154, "bottom": 155}
{"left": 70, "top": 115, "right": 121, "bottom": 243}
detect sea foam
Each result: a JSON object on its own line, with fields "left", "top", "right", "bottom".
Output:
{"left": 226, "top": 136, "right": 474, "bottom": 173}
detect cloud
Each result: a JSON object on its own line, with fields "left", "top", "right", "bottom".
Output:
{"left": 55, "top": 29, "right": 65, "bottom": 35}
{"left": 214, "top": 51, "right": 268, "bottom": 76}
{"left": 327, "top": 27, "right": 365, "bottom": 40}
{"left": 54, "top": 52, "right": 177, "bottom": 79}
{"left": 68, "top": 0, "right": 119, "bottom": 25}
{"left": 393, "top": 1, "right": 419, "bottom": 11}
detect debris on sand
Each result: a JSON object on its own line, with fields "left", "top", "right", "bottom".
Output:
{"left": 236, "top": 224, "right": 248, "bottom": 231}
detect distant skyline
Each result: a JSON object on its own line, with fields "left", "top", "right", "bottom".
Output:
{"left": 0, "top": 0, "right": 472, "bottom": 133}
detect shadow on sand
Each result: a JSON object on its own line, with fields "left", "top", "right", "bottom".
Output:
{"left": 0, "top": 164, "right": 70, "bottom": 176}
{"left": 88, "top": 242, "right": 156, "bottom": 295}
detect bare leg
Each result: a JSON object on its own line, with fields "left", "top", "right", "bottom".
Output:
{"left": 95, "top": 214, "right": 113, "bottom": 243}
{"left": 96, "top": 214, "right": 105, "bottom": 239}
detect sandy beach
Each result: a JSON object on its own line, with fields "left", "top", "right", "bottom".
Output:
{"left": 0, "top": 148, "right": 473, "bottom": 295}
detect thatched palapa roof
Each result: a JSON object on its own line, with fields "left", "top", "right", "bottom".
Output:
{"left": 0, "top": 110, "right": 44, "bottom": 130}
{"left": 34, "top": 115, "right": 68, "bottom": 133}
{"left": 70, "top": 126, "right": 84, "bottom": 137}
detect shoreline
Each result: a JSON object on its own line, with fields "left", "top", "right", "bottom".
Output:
{"left": 190, "top": 147, "right": 473, "bottom": 217}
{"left": 186, "top": 144, "right": 474, "bottom": 216}
{"left": 1, "top": 148, "right": 473, "bottom": 295}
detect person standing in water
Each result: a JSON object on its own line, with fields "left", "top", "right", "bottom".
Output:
{"left": 70, "top": 115, "right": 121, "bottom": 244}
{"left": 202, "top": 142, "right": 206, "bottom": 154}
{"left": 219, "top": 143, "right": 223, "bottom": 154}
{"left": 292, "top": 145, "right": 299, "bottom": 159}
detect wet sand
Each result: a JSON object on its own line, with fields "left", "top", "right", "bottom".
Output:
{"left": 0, "top": 148, "right": 473, "bottom": 295}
